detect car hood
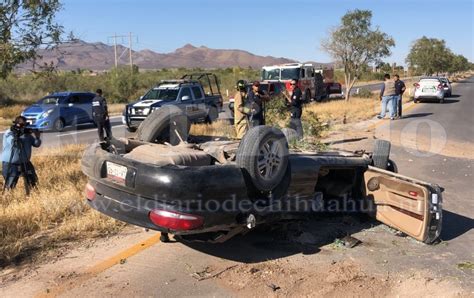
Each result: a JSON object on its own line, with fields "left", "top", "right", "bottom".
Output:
{"left": 22, "top": 105, "right": 48, "bottom": 115}
{"left": 132, "top": 100, "right": 168, "bottom": 108}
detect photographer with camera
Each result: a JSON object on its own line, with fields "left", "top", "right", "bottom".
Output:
{"left": 1, "top": 116, "right": 42, "bottom": 191}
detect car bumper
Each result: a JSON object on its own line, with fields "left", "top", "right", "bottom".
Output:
{"left": 414, "top": 91, "right": 444, "bottom": 99}
{"left": 87, "top": 179, "right": 242, "bottom": 235}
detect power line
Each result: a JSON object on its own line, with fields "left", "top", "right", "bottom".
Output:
{"left": 107, "top": 33, "right": 137, "bottom": 71}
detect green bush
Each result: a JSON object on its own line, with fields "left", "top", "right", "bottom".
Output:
{"left": 356, "top": 88, "right": 374, "bottom": 98}
{"left": 0, "top": 68, "right": 261, "bottom": 104}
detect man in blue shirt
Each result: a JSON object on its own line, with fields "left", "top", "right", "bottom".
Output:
{"left": 1, "top": 116, "right": 42, "bottom": 190}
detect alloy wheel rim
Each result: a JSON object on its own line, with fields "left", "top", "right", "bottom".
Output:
{"left": 257, "top": 139, "right": 283, "bottom": 181}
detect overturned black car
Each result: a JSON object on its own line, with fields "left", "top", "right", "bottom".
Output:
{"left": 82, "top": 106, "right": 442, "bottom": 244}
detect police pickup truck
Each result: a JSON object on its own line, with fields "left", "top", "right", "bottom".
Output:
{"left": 123, "top": 73, "right": 223, "bottom": 132}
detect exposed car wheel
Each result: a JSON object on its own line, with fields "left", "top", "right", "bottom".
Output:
{"left": 414, "top": 98, "right": 418, "bottom": 103}
{"left": 205, "top": 105, "right": 219, "bottom": 124}
{"left": 281, "top": 127, "right": 299, "bottom": 143}
{"left": 372, "top": 139, "right": 391, "bottom": 170}
{"left": 236, "top": 126, "right": 289, "bottom": 192}
{"left": 126, "top": 126, "right": 137, "bottom": 132}
{"left": 387, "top": 159, "right": 398, "bottom": 173}
{"left": 53, "top": 118, "right": 65, "bottom": 132}
{"left": 137, "top": 105, "right": 190, "bottom": 145}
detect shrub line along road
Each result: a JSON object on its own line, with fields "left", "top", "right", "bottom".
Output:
{"left": 0, "top": 78, "right": 472, "bottom": 296}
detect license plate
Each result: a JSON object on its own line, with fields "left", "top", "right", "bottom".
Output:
{"left": 422, "top": 88, "right": 435, "bottom": 93}
{"left": 106, "top": 161, "right": 128, "bottom": 185}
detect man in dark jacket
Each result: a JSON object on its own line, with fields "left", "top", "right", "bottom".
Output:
{"left": 92, "top": 89, "right": 112, "bottom": 141}
{"left": 283, "top": 79, "right": 304, "bottom": 139}
{"left": 246, "top": 81, "right": 269, "bottom": 127}
{"left": 394, "top": 74, "right": 406, "bottom": 118}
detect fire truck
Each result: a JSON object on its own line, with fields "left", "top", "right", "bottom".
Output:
{"left": 261, "top": 63, "right": 342, "bottom": 102}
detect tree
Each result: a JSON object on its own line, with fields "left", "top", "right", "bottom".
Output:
{"left": 448, "top": 54, "right": 469, "bottom": 74}
{"left": 0, "top": 0, "right": 63, "bottom": 79}
{"left": 406, "top": 37, "right": 452, "bottom": 75}
{"left": 322, "top": 9, "right": 394, "bottom": 101}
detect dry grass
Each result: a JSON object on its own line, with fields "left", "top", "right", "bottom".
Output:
{"left": 108, "top": 103, "right": 125, "bottom": 115}
{"left": 190, "top": 120, "right": 236, "bottom": 138}
{"left": 0, "top": 105, "right": 26, "bottom": 120}
{"left": 304, "top": 97, "right": 379, "bottom": 125}
{"left": 0, "top": 144, "right": 123, "bottom": 266}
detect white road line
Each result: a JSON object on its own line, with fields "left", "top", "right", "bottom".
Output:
{"left": 0, "top": 116, "right": 123, "bottom": 137}
{"left": 57, "top": 124, "right": 125, "bottom": 137}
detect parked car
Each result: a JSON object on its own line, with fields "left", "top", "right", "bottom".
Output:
{"left": 82, "top": 106, "right": 442, "bottom": 244}
{"left": 439, "top": 77, "right": 452, "bottom": 97}
{"left": 413, "top": 77, "right": 445, "bottom": 103}
{"left": 21, "top": 92, "right": 96, "bottom": 131}
{"left": 123, "top": 73, "right": 223, "bottom": 132}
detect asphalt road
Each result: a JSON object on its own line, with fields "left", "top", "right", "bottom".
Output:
{"left": 1, "top": 78, "right": 473, "bottom": 296}
{"left": 0, "top": 105, "right": 234, "bottom": 150}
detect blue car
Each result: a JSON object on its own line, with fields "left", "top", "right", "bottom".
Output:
{"left": 21, "top": 92, "right": 96, "bottom": 131}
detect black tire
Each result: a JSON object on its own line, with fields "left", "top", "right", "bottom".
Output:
{"left": 372, "top": 139, "right": 391, "bottom": 170}
{"left": 387, "top": 159, "right": 398, "bottom": 173}
{"left": 236, "top": 126, "right": 289, "bottom": 192}
{"left": 281, "top": 127, "right": 299, "bottom": 143}
{"left": 414, "top": 98, "right": 418, "bottom": 103}
{"left": 126, "top": 126, "right": 137, "bottom": 132}
{"left": 205, "top": 105, "right": 218, "bottom": 124}
{"left": 137, "top": 105, "right": 190, "bottom": 145}
{"left": 53, "top": 118, "right": 65, "bottom": 132}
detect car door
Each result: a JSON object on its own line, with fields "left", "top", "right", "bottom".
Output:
{"left": 177, "top": 87, "right": 196, "bottom": 119}
{"left": 191, "top": 86, "right": 207, "bottom": 119}
{"left": 364, "top": 166, "right": 442, "bottom": 244}
{"left": 63, "top": 95, "right": 81, "bottom": 125}
{"left": 77, "top": 93, "right": 94, "bottom": 124}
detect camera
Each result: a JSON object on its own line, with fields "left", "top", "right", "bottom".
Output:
{"left": 10, "top": 122, "right": 38, "bottom": 137}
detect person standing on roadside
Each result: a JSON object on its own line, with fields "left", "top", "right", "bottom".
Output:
{"left": 92, "top": 89, "right": 112, "bottom": 141}
{"left": 246, "top": 81, "right": 270, "bottom": 127}
{"left": 283, "top": 79, "right": 304, "bottom": 139}
{"left": 233, "top": 80, "right": 251, "bottom": 139}
{"left": 377, "top": 74, "right": 397, "bottom": 120}
{"left": 394, "top": 74, "right": 406, "bottom": 118}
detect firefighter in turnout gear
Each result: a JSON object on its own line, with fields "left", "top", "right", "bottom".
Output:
{"left": 92, "top": 89, "right": 112, "bottom": 141}
{"left": 233, "top": 80, "right": 252, "bottom": 139}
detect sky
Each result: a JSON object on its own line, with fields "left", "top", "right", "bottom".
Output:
{"left": 56, "top": 0, "right": 474, "bottom": 66}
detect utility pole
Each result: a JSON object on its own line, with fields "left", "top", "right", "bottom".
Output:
{"left": 129, "top": 32, "right": 133, "bottom": 73}
{"left": 107, "top": 33, "right": 136, "bottom": 71}
{"left": 113, "top": 33, "right": 118, "bottom": 68}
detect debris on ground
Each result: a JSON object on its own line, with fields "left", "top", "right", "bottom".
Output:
{"left": 192, "top": 266, "right": 213, "bottom": 280}
{"left": 192, "top": 265, "right": 239, "bottom": 281}
{"left": 267, "top": 283, "right": 281, "bottom": 291}
{"left": 341, "top": 235, "right": 362, "bottom": 248}
{"left": 332, "top": 235, "right": 362, "bottom": 248}
{"left": 456, "top": 262, "right": 474, "bottom": 270}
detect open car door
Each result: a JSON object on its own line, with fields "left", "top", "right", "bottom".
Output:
{"left": 364, "top": 166, "right": 442, "bottom": 244}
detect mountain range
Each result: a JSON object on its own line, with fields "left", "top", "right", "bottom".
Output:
{"left": 19, "top": 40, "right": 312, "bottom": 71}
